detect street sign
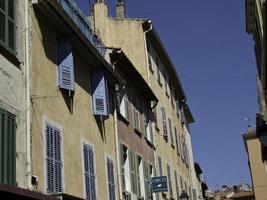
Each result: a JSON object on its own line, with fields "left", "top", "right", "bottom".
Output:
{"left": 151, "top": 176, "right": 168, "bottom": 193}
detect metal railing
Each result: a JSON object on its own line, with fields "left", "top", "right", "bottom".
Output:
{"left": 57, "top": 0, "right": 106, "bottom": 56}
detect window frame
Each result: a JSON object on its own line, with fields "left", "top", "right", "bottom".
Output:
{"left": 0, "top": 0, "right": 15, "bottom": 54}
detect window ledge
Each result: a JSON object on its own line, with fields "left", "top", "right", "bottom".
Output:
{"left": 0, "top": 44, "right": 20, "bottom": 68}
{"left": 134, "top": 128, "right": 143, "bottom": 137}
{"left": 145, "top": 137, "right": 155, "bottom": 149}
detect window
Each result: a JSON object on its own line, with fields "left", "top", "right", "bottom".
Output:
{"left": 147, "top": 42, "right": 153, "bottom": 72}
{"left": 175, "top": 91, "right": 181, "bottom": 118}
{"left": 156, "top": 56, "right": 161, "bottom": 84}
{"left": 167, "top": 164, "right": 173, "bottom": 198}
{"left": 175, "top": 128, "right": 180, "bottom": 156}
{"left": 83, "top": 143, "right": 96, "bottom": 200}
{"left": 161, "top": 107, "right": 168, "bottom": 140}
{"left": 0, "top": 108, "right": 16, "bottom": 185}
{"left": 164, "top": 70, "right": 169, "bottom": 96}
{"left": 158, "top": 156, "right": 162, "bottom": 176}
{"left": 136, "top": 156, "right": 142, "bottom": 197}
{"left": 107, "top": 157, "right": 116, "bottom": 200}
{"left": 144, "top": 104, "right": 154, "bottom": 144}
{"left": 119, "top": 90, "right": 130, "bottom": 121}
{"left": 192, "top": 189, "right": 197, "bottom": 200}
{"left": 0, "top": 0, "right": 15, "bottom": 52}
{"left": 152, "top": 107, "right": 157, "bottom": 126}
{"left": 57, "top": 37, "right": 75, "bottom": 91}
{"left": 143, "top": 161, "right": 152, "bottom": 200}
{"left": 119, "top": 144, "right": 127, "bottom": 192}
{"left": 129, "top": 150, "right": 138, "bottom": 194}
{"left": 133, "top": 96, "right": 141, "bottom": 131}
{"left": 45, "top": 122, "right": 62, "bottom": 193}
{"left": 168, "top": 118, "right": 174, "bottom": 146}
{"left": 174, "top": 170, "right": 180, "bottom": 200}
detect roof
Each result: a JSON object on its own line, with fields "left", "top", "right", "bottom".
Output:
{"left": 110, "top": 49, "right": 158, "bottom": 103}
{"left": 228, "top": 191, "right": 254, "bottom": 199}
{"left": 142, "top": 21, "right": 194, "bottom": 122}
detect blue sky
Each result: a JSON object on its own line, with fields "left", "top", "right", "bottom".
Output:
{"left": 76, "top": 0, "right": 257, "bottom": 189}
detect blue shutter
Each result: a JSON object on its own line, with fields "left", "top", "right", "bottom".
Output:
{"left": 83, "top": 144, "right": 97, "bottom": 200}
{"left": 57, "top": 38, "right": 75, "bottom": 91}
{"left": 46, "top": 123, "right": 62, "bottom": 193}
{"left": 91, "top": 70, "right": 109, "bottom": 116}
{"left": 107, "top": 158, "right": 116, "bottom": 200}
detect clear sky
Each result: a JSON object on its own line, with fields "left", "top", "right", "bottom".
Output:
{"left": 76, "top": 0, "right": 257, "bottom": 190}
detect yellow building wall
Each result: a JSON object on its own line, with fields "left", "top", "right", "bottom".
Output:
{"left": 247, "top": 137, "right": 267, "bottom": 200}
{"left": 31, "top": 9, "right": 118, "bottom": 199}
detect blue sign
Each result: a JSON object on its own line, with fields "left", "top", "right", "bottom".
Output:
{"left": 151, "top": 176, "right": 168, "bottom": 193}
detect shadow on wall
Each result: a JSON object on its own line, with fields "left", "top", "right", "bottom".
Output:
{"left": 33, "top": 8, "right": 114, "bottom": 142}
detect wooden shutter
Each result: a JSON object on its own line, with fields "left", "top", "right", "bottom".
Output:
{"left": 175, "top": 128, "right": 180, "bottom": 155}
{"left": 174, "top": 170, "right": 179, "bottom": 200}
{"left": 167, "top": 164, "right": 173, "bottom": 197}
{"left": 107, "top": 157, "right": 116, "bottom": 200}
{"left": 158, "top": 156, "right": 162, "bottom": 176}
{"left": 161, "top": 107, "right": 168, "bottom": 138}
{"left": 129, "top": 150, "right": 137, "bottom": 194}
{"left": 168, "top": 118, "right": 174, "bottom": 145}
{"left": 46, "top": 123, "right": 62, "bottom": 193}
{"left": 119, "top": 143, "right": 126, "bottom": 191}
{"left": 57, "top": 38, "right": 75, "bottom": 91}
{"left": 91, "top": 70, "right": 109, "bottom": 116}
{"left": 0, "top": 109, "right": 16, "bottom": 185}
{"left": 136, "top": 156, "right": 141, "bottom": 197}
{"left": 83, "top": 144, "right": 97, "bottom": 200}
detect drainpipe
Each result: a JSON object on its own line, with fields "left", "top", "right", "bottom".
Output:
{"left": 143, "top": 20, "right": 152, "bottom": 84}
{"left": 25, "top": 0, "right": 32, "bottom": 190}
{"left": 113, "top": 87, "right": 123, "bottom": 200}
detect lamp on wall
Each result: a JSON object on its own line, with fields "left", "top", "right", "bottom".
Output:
{"left": 180, "top": 191, "right": 189, "bottom": 200}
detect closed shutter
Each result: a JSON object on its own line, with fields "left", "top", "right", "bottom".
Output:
{"left": 129, "top": 150, "right": 137, "bottom": 194}
{"left": 0, "top": 109, "right": 16, "bottom": 185}
{"left": 107, "top": 157, "right": 116, "bottom": 200}
{"left": 83, "top": 144, "right": 96, "bottom": 200}
{"left": 143, "top": 160, "right": 150, "bottom": 200}
{"left": 174, "top": 170, "right": 179, "bottom": 200}
{"left": 175, "top": 127, "right": 180, "bottom": 155}
{"left": 158, "top": 156, "right": 162, "bottom": 176}
{"left": 57, "top": 38, "right": 75, "bottom": 91}
{"left": 161, "top": 107, "right": 168, "bottom": 138}
{"left": 168, "top": 118, "right": 174, "bottom": 145}
{"left": 91, "top": 70, "right": 109, "bottom": 116}
{"left": 167, "top": 164, "right": 173, "bottom": 197}
{"left": 46, "top": 123, "right": 62, "bottom": 193}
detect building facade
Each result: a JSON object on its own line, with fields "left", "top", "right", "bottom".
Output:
{"left": 0, "top": 0, "right": 198, "bottom": 200}
{"left": 245, "top": 1, "right": 267, "bottom": 199}
{"left": 92, "top": 1, "right": 196, "bottom": 199}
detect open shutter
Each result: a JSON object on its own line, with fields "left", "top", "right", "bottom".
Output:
{"left": 91, "top": 70, "right": 109, "bottom": 116}
{"left": 119, "top": 143, "right": 126, "bottom": 192}
{"left": 57, "top": 38, "right": 74, "bottom": 91}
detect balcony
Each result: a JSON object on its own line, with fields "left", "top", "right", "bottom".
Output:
{"left": 57, "top": 0, "right": 106, "bottom": 56}
{"left": 33, "top": 0, "right": 106, "bottom": 57}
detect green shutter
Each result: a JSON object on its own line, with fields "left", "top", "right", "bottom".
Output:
{"left": 0, "top": 108, "right": 16, "bottom": 185}
{"left": 0, "top": 0, "right": 15, "bottom": 52}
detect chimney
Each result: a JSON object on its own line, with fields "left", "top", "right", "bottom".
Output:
{"left": 116, "top": 0, "right": 126, "bottom": 18}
